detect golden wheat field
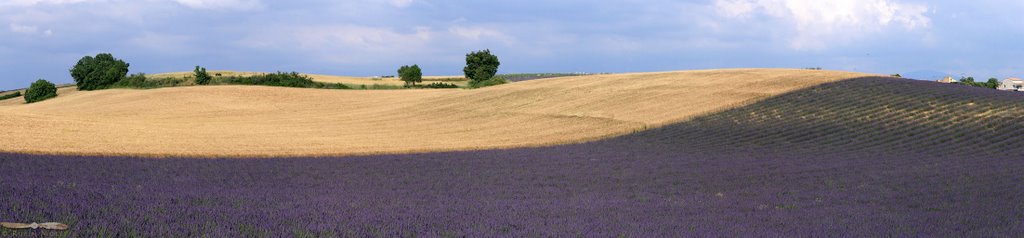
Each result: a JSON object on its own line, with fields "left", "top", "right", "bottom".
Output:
{"left": 0, "top": 69, "right": 873, "bottom": 157}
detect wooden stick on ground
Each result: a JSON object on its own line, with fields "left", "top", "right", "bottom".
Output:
{"left": 0, "top": 222, "right": 68, "bottom": 230}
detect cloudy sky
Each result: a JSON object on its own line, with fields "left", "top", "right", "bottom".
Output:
{"left": 1, "top": 0, "right": 1021, "bottom": 89}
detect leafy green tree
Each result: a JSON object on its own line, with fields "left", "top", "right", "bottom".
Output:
{"left": 194, "top": 66, "right": 212, "bottom": 85}
{"left": 398, "top": 64, "right": 422, "bottom": 87}
{"left": 959, "top": 76, "right": 976, "bottom": 87}
{"left": 24, "top": 79, "right": 57, "bottom": 103}
{"left": 986, "top": 78, "right": 1001, "bottom": 89}
{"left": 463, "top": 49, "right": 500, "bottom": 83}
{"left": 70, "top": 53, "right": 130, "bottom": 90}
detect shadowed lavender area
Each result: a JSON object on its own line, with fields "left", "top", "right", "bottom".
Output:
{"left": 2, "top": 77, "right": 1023, "bottom": 236}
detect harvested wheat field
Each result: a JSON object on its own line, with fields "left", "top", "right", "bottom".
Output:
{"left": 0, "top": 68, "right": 872, "bottom": 157}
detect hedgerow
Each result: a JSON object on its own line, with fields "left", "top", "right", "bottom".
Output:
{"left": 111, "top": 73, "right": 187, "bottom": 89}
{"left": 214, "top": 72, "right": 349, "bottom": 89}
{"left": 420, "top": 82, "right": 460, "bottom": 88}
{"left": 0, "top": 91, "right": 22, "bottom": 101}
{"left": 467, "top": 76, "right": 508, "bottom": 88}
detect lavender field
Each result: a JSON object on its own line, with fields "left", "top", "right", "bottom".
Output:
{"left": 2, "top": 77, "right": 1023, "bottom": 237}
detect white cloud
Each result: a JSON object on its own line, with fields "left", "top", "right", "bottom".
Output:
{"left": 714, "top": 0, "right": 931, "bottom": 50}
{"left": 293, "top": 25, "right": 432, "bottom": 49}
{"left": 129, "top": 32, "right": 194, "bottom": 53}
{"left": 9, "top": 23, "right": 52, "bottom": 36}
{"left": 238, "top": 25, "right": 437, "bottom": 63}
{"left": 389, "top": 0, "right": 413, "bottom": 8}
{"left": 714, "top": 0, "right": 758, "bottom": 19}
{"left": 9, "top": 23, "right": 38, "bottom": 34}
{"left": 173, "top": 0, "right": 263, "bottom": 11}
{"left": 448, "top": 26, "right": 509, "bottom": 41}
{"left": 0, "top": 0, "right": 94, "bottom": 7}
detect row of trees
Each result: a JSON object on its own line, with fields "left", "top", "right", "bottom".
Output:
{"left": 398, "top": 49, "right": 503, "bottom": 88}
{"left": 8, "top": 53, "right": 197, "bottom": 104}
{"left": 7, "top": 49, "right": 504, "bottom": 104}
{"left": 4, "top": 53, "right": 127, "bottom": 103}
{"left": 68, "top": 53, "right": 213, "bottom": 88}
{"left": 958, "top": 77, "right": 1001, "bottom": 89}
{"left": 67, "top": 50, "right": 504, "bottom": 92}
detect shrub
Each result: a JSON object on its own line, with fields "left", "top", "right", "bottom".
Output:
{"left": 463, "top": 49, "right": 500, "bottom": 83}
{"left": 398, "top": 65, "right": 423, "bottom": 87}
{"left": 468, "top": 75, "right": 508, "bottom": 88}
{"left": 986, "top": 78, "right": 1000, "bottom": 89}
{"left": 24, "top": 79, "right": 57, "bottom": 103}
{"left": 959, "top": 76, "right": 977, "bottom": 86}
{"left": 70, "top": 53, "right": 130, "bottom": 90}
{"left": 421, "top": 82, "right": 460, "bottom": 88}
{"left": 0, "top": 91, "right": 22, "bottom": 101}
{"left": 194, "top": 66, "right": 211, "bottom": 85}
{"left": 215, "top": 71, "right": 349, "bottom": 89}
{"left": 955, "top": 76, "right": 1004, "bottom": 89}
{"left": 111, "top": 73, "right": 186, "bottom": 89}
{"left": 112, "top": 73, "right": 147, "bottom": 87}
{"left": 363, "top": 84, "right": 404, "bottom": 90}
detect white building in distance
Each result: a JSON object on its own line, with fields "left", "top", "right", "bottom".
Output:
{"left": 997, "top": 78, "right": 1024, "bottom": 91}
{"left": 937, "top": 76, "right": 957, "bottom": 84}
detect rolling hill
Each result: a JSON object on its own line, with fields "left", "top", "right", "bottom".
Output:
{"left": 0, "top": 68, "right": 871, "bottom": 157}
{"left": 2, "top": 76, "right": 1021, "bottom": 236}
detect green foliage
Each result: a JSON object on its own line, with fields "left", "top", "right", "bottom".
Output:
{"left": 463, "top": 49, "right": 500, "bottom": 83}
{"left": 194, "top": 66, "right": 212, "bottom": 85}
{"left": 468, "top": 75, "right": 508, "bottom": 88}
{"left": 24, "top": 79, "right": 57, "bottom": 103}
{"left": 959, "top": 76, "right": 976, "bottom": 86}
{"left": 891, "top": 74, "right": 902, "bottom": 78}
{"left": 985, "top": 78, "right": 1000, "bottom": 89}
{"left": 358, "top": 84, "right": 405, "bottom": 90}
{"left": 397, "top": 64, "right": 423, "bottom": 86}
{"left": 111, "top": 73, "right": 186, "bottom": 89}
{"left": 958, "top": 76, "right": 1001, "bottom": 89}
{"left": 422, "top": 77, "right": 463, "bottom": 82}
{"left": 215, "top": 72, "right": 350, "bottom": 89}
{"left": 119, "top": 73, "right": 147, "bottom": 86}
{"left": 70, "top": 53, "right": 130, "bottom": 90}
{"left": 0, "top": 91, "right": 22, "bottom": 101}
{"left": 420, "top": 82, "right": 460, "bottom": 88}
